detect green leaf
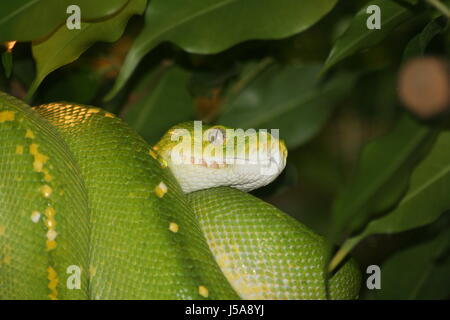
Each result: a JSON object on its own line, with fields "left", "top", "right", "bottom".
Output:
{"left": 217, "top": 64, "right": 357, "bottom": 149}
{"left": 1, "top": 51, "right": 13, "bottom": 78}
{"left": 403, "top": 16, "right": 448, "bottom": 60}
{"left": 323, "top": 0, "right": 414, "bottom": 73}
{"left": 26, "top": 0, "right": 147, "bottom": 100}
{"left": 123, "top": 65, "right": 194, "bottom": 145}
{"left": 0, "top": 0, "right": 129, "bottom": 42}
{"left": 105, "top": 0, "right": 337, "bottom": 100}
{"left": 331, "top": 115, "right": 436, "bottom": 238}
{"left": 331, "top": 129, "right": 450, "bottom": 271}
{"left": 375, "top": 223, "right": 450, "bottom": 299}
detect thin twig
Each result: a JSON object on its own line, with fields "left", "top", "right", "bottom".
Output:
{"left": 426, "top": 0, "right": 450, "bottom": 19}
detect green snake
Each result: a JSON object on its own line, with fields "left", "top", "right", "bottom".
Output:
{"left": 0, "top": 91, "right": 360, "bottom": 300}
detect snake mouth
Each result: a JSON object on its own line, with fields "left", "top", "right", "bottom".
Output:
{"left": 166, "top": 138, "right": 287, "bottom": 182}
{"left": 187, "top": 153, "right": 285, "bottom": 170}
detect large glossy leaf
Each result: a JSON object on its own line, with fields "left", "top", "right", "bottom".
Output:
{"left": 322, "top": 0, "right": 414, "bottom": 73}
{"left": 375, "top": 223, "right": 450, "bottom": 299}
{"left": 123, "top": 65, "right": 194, "bottom": 145}
{"left": 217, "top": 64, "right": 357, "bottom": 149}
{"left": 0, "top": 0, "right": 129, "bottom": 42}
{"left": 105, "top": 0, "right": 337, "bottom": 100}
{"left": 331, "top": 130, "right": 450, "bottom": 270}
{"left": 26, "top": 0, "right": 147, "bottom": 100}
{"left": 328, "top": 115, "right": 437, "bottom": 262}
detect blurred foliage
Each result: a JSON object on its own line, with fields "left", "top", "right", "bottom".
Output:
{"left": 330, "top": 114, "right": 437, "bottom": 242}
{"left": 218, "top": 63, "right": 359, "bottom": 149}
{"left": 27, "top": 0, "right": 147, "bottom": 99}
{"left": 0, "top": 0, "right": 129, "bottom": 41}
{"left": 124, "top": 64, "right": 194, "bottom": 144}
{"left": 374, "top": 214, "right": 450, "bottom": 299}
{"left": 323, "top": 0, "right": 417, "bottom": 73}
{"left": 1, "top": 0, "right": 450, "bottom": 299}
{"left": 106, "top": 0, "right": 338, "bottom": 99}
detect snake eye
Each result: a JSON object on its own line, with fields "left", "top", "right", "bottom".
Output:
{"left": 207, "top": 127, "right": 226, "bottom": 145}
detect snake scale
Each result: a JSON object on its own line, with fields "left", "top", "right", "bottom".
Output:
{"left": 0, "top": 91, "right": 360, "bottom": 300}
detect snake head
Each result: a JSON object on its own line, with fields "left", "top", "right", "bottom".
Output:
{"left": 154, "top": 121, "right": 288, "bottom": 193}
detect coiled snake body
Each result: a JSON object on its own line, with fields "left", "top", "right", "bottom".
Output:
{"left": 0, "top": 92, "right": 360, "bottom": 300}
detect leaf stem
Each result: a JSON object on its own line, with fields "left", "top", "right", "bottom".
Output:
{"left": 328, "top": 237, "right": 360, "bottom": 273}
{"left": 227, "top": 57, "right": 274, "bottom": 98}
{"left": 426, "top": 0, "right": 450, "bottom": 19}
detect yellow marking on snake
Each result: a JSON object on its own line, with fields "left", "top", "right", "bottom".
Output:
{"left": 15, "top": 145, "right": 24, "bottom": 155}
{"left": 25, "top": 129, "right": 35, "bottom": 139}
{"left": 45, "top": 207, "right": 56, "bottom": 218}
{"left": 31, "top": 211, "right": 41, "bottom": 223}
{"left": 44, "top": 207, "right": 57, "bottom": 251}
{"left": 40, "top": 185, "right": 53, "bottom": 198}
{"left": 87, "top": 108, "right": 100, "bottom": 114}
{"left": 42, "top": 168, "right": 52, "bottom": 182}
{"left": 29, "top": 143, "right": 49, "bottom": 172}
{"left": 158, "top": 157, "right": 168, "bottom": 168}
{"left": 46, "top": 240, "right": 57, "bottom": 251}
{"left": 169, "top": 222, "right": 179, "bottom": 233}
{"left": 149, "top": 149, "right": 158, "bottom": 159}
{"left": 149, "top": 149, "right": 167, "bottom": 168}
{"left": 0, "top": 226, "right": 5, "bottom": 236}
{"left": 0, "top": 110, "right": 15, "bottom": 122}
{"left": 89, "top": 266, "right": 97, "bottom": 279}
{"left": 154, "top": 182, "right": 168, "bottom": 198}
{"left": 47, "top": 267, "right": 59, "bottom": 300}
{"left": 198, "top": 285, "right": 209, "bottom": 298}
{"left": 45, "top": 219, "right": 55, "bottom": 228}
{"left": 104, "top": 112, "right": 114, "bottom": 118}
